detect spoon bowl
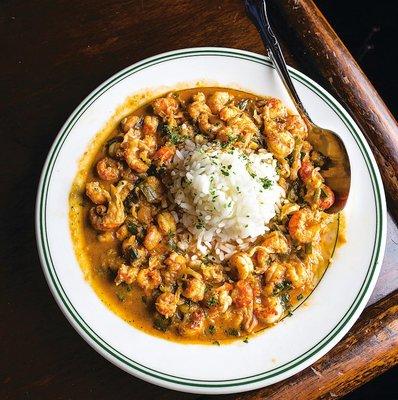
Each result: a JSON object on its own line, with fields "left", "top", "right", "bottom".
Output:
{"left": 306, "top": 122, "right": 351, "bottom": 213}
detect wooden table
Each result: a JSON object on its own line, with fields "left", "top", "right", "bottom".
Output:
{"left": 1, "top": 1, "right": 397, "bottom": 399}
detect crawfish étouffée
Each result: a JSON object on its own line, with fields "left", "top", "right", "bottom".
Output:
{"left": 70, "top": 87, "right": 341, "bottom": 344}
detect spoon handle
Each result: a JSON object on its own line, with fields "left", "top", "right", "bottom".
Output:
{"left": 245, "top": 0, "right": 312, "bottom": 123}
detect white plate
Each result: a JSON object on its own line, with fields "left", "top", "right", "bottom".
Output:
{"left": 35, "top": 48, "right": 387, "bottom": 394}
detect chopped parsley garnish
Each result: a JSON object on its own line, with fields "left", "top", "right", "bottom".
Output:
{"left": 226, "top": 328, "right": 240, "bottom": 337}
{"left": 280, "top": 293, "right": 292, "bottom": 310}
{"left": 260, "top": 177, "right": 272, "bottom": 190}
{"left": 220, "top": 164, "right": 230, "bottom": 176}
{"left": 273, "top": 280, "right": 293, "bottom": 295}
{"left": 213, "top": 340, "right": 221, "bottom": 346}
{"left": 243, "top": 337, "right": 249, "bottom": 343}
{"left": 206, "top": 296, "right": 218, "bottom": 308}
{"left": 221, "top": 134, "right": 237, "bottom": 148}
{"left": 196, "top": 219, "right": 204, "bottom": 229}
{"left": 210, "top": 188, "right": 219, "bottom": 203}
{"left": 297, "top": 294, "right": 304, "bottom": 301}
{"left": 208, "top": 325, "right": 216, "bottom": 335}
{"left": 161, "top": 124, "right": 183, "bottom": 144}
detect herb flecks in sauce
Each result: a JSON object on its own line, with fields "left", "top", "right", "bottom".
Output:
{"left": 69, "top": 87, "right": 341, "bottom": 344}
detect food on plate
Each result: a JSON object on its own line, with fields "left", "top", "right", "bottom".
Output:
{"left": 69, "top": 87, "right": 341, "bottom": 343}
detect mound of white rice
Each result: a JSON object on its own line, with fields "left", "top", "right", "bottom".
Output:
{"left": 169, "top": 141, "right": 284, "bottom": 257}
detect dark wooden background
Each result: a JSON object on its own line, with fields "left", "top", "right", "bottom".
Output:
{"left": 1, "top": 0, "right": 397, "bottom": 399}
{"left": 318, "top": 0, "right": 397, "bottom": 115}
{"left": 312, "top": 2, "right": 398, "bottom": 397}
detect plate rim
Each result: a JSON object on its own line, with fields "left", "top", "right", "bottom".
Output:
{"left": 35, "top": 47, "right": 387, "bottom": 393}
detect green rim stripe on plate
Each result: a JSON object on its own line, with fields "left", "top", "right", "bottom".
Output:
{"left": 36, "top": 48, "right": 384, "bottom": 387}
{"left": 38, "top": 48, "right": 380, "bottom": 386}
{"left": 39, "top": 49, "right": 383, "bottom": 386}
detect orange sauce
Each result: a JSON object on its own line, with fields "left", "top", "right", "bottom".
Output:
{"left": 69, "top": 87, "right": 342, "bottom": 344}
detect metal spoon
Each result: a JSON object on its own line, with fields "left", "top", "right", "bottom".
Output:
{"left": 245, "top": 0, "right": 351, "bottom": 213}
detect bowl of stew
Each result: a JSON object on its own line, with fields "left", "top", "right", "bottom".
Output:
{"left": 36, "top": 47, "right": 386, "bottom": 394}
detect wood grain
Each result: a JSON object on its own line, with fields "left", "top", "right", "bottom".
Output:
{"left": 217, "top": 291, "right": 398, "bottom": 400}
{"left": 0, "top": 0, "right": 397, "bottom": 399}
